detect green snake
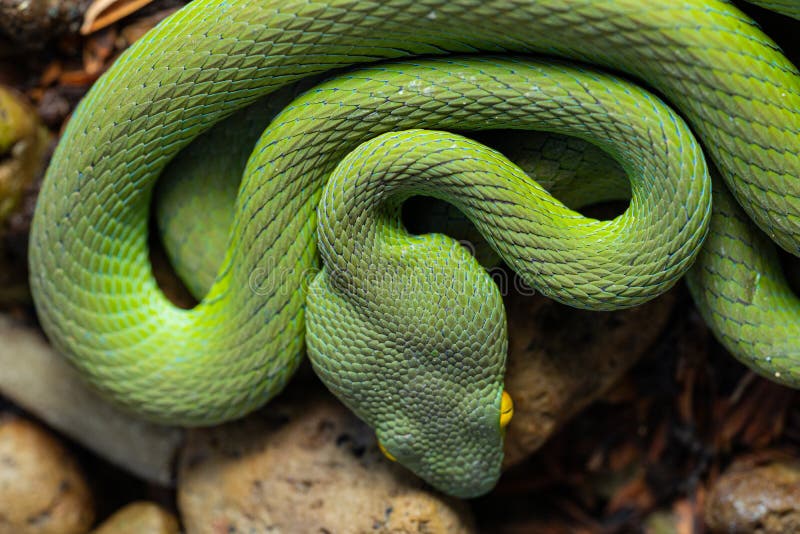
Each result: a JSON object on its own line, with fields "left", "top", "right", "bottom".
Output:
{"left": 26, "top": 0, "right": 800, "bottom": 497}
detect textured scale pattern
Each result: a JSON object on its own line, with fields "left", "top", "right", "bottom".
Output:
{"left": 748, "top": 0, "right": 800, "bottom": 19}
{"left": 306, "top": 121, "right": 706, "bottom": 496}
{"left": 686, "top": 178, "right": 800, "bottom": 388}
{"left": 24, "top": 0, "right": 800, "bottom": 496}
{"left": 155, "top": 85, "right": 304, "bottom": 298}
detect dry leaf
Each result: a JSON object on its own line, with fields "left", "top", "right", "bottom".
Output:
{"left": 83, "top": 28, "right": 117, "bottom": 75}
{"left": 58, "top": 70, "right": 99, "bottom": 87}
{"left": 673, "top": 497, "right": 698, "bottom": 534}
{"left": 677, "top": 366, "right": 695, "bottom": 424}
{"left": 646, "top": 420, "right": 669, "bottom": 463}
{"left": 81, "top": 0, "right": 155, "bottom": 35}
{"left": 120, "top": 8, "right": 179, "bottom": 45}
{"left": 606, "top": 469, "right": 655, "bottom": 514}
{"left": 609, "top": 440, "right": 640, "bottom": 471}
{"left": 39, "top": 61, "right": 63, "bottom": 87}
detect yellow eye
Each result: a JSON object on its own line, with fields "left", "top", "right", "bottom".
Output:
{"left": 378, "top": 441, "right": 396, "bottom": 462}
{"left": 500, "top": 390, "right": 514, "bottom": 429}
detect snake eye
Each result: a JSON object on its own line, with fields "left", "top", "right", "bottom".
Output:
{"left": 378, "top": 441, "right": 397, "bottom": 462}
{"left": 500, "top": 390, "right": 514, "bottom": 429}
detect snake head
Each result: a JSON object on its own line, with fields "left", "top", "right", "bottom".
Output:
{"left": 374, "top": 383, "right": 510, "bottom": 498}
{"left": 307, "top": 232, "right": 509, "bottom": 498}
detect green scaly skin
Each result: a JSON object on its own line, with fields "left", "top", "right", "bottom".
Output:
{"left": 747, "top": 0, "right": 800, "bottom": 19}
{"left": 24, "top": 0, "right": 800, "bottom": 496}
{"left": 154, "top": 85, "right": 304, "bottom": 299}
{"left": 306, "top": 108, "right": 708, "bottom": 495}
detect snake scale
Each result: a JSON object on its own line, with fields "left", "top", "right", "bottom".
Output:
{"left": 24, "top": 0, "right": 800, "bottom": 496}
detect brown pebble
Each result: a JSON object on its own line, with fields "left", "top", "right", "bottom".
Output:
{"left": 178, "top": 388, "right": 476, "bottom": 533}
{"left": 0, "top": 414, "right": 94, "bottom": 534}
{"left": 90, "top": 502, "right": 179, "bottom": 534}
{"left": 0, "top": 0, "right": 88, "bottom": 48}
{"left": 0, "top": 86, "right": 48, "bottom": 220}
{"left": 706, "top": 459, "right": 800, "bottom": 533}
{"left": 0, "top": 85, "right": 49, "bottom": 303}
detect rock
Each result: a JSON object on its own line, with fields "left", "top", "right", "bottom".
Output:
{"left": 644, "top": 509, "right": 682, "bottom": 534}
{"left": 705, "top": 458, "right": 800, "bottom": 533}
{"left": 643, "top": 501, "right": 697, "bottom": 534}
{"left": 0, "top": 413, "right": 94, "bottom": 534}
{"left": 0, "top": 86, "right": 48, "bottom": 222}
{"left": 178, "top": 388, "right": 477, "bottom": 533}
{"left": 0, "top": 0, "right": 87, "bottom": 48}
{"left": 0, "top": 313, "right": 183, "bottom": 485}
{"left": 0, "top": 85, "right": 49, "bottom": 303}
{"left": 90, "top": 502, "right": 179, "bottom": 534}
{"left": 502, "top": 286, "right": 677, "bottom": 467}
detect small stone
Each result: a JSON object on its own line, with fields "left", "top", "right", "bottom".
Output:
{"left": 0, "top": 413, "right": 94, "bottom": 534}
{"left": 90, "top": 502, "right": 179, "bottom": 534}
{"left": 0, "top": 85, "right": 49, "bottom": 303}
{"left": 705, "top": 458, "right": 800, "bottom": 533}
{"left": 0, "top": 313, "right": 183, "bottom": 485}
{"left": 644, "top": 509, "right": 681, "bottom": 534}
{"left": 0, "top": 85, "right": 48, "bottom": 225}
{"left": 0, "top": 0, "right": 88, "bottom": 48}
{"left": 178, "top": 388, "right": 476, "bottom": 533}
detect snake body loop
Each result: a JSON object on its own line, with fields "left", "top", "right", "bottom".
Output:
{"left": 26, "top": 0, "right": 800, "bottom": 495}
{"left": 747, "top": 0, "right": 800, "bottom": 19}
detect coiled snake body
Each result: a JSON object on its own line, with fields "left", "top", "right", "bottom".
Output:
{"left": 27, "top": 0, "right": 800, "bottom": 496}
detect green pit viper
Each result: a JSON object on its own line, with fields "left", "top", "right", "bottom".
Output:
{"left": 25, "top": 0, "right": 800, "bottom": 497}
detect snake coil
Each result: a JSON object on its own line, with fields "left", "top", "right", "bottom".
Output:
{"left": 27, "top": 0, "right": 800, "bottom": 496}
